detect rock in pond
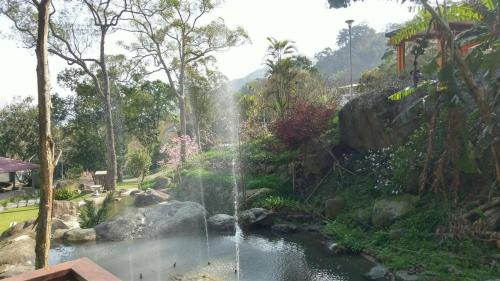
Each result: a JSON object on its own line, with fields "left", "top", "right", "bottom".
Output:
{"left": 208, "top": 214, "right": 235, "bottom": 232}
{"left": 364, "top": 265, "right": 387, "bottom": 280}
{"left": 63, "top": 228, "right": 96, "bottom": 242}
{"left": 134, "top": 189, "right": 171, "bottom": 207}
{"left": 96, "top": 201, "right": 206, "bottom": 241}
{"left": 239, "top": 208, "right": 272, "bottom": 229}
{"left": 95, "top": 214, "right": 146, "bottom": 241}
{"left": 271, "top": 223, "right": 298, "bottom": 234}
{"left": 372, "top": 195, "right": 418, "bottom": 228}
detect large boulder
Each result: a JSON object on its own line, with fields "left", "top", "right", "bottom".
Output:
{"left": 325, "top": 197, "right": 345, "bottom": 219}
{"left": 52, "top": 200, "right": 79, "bottom": 219}
{"left": 372, "top": 195, "right": 418, "bottom": 228}
{"left": 63, "top": 228, "right": 96, "bottom": 242}
{"left": 483, "top": 206, "right": 500, "bottom": 231}
{"left": 339, "top": 90, "right": 424, "bottom": 151}
{"left": 153, "top": 176, "right": 171, "bottom": 189}
{"left": 134, "top": 189, "right": 170, "bottom": 207}
{"left": 208, "top": 214, "right": 235, "bottom": 232}
{"left": 95, "top": 201, "right": 206, "bottom": 241}
{"left": 144, "top": 201, "right": 205, "bottom": 237}
{"left": 51, "top": 217, "right": 79, "bottom": 233}
{"left": 0, "top": 221, "right": 36, "bottom": 278}
{"left": 95, "top": 213, "right": 146, "bottom": 241}
{"left": 239, "top": 208, "right": 272, "bottom": 229}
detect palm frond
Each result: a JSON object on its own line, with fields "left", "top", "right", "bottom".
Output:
{"left": 389, "top": 80, "right": 436, "bottom": 101}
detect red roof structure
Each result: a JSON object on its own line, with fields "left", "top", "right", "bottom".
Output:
{"left": 0, "top": 157, "right": 39, "bottom": 173}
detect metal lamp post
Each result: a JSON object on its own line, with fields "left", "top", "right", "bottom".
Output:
{"left": 345, "top": 19, "right": 354, "bottom": 95}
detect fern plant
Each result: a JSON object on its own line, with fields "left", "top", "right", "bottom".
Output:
{"left": 79, "top": 193, "right": 114, "bottom": 228}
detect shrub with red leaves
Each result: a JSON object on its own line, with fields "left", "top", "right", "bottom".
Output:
{"left": 271, "top": 100, "right": 336, "bottom": 147}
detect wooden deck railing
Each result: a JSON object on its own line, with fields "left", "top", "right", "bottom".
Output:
{"left": 3, "top": 257, "right": 121, "bottom": 281}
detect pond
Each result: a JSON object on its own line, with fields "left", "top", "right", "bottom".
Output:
{"left": 50, "top": 231, "right": 374, "bottom": 281}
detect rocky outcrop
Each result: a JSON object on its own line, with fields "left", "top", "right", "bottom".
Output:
{"left": 51, "top": 217, "right": 79, "bottom": 233}
{"left": 52, "top": 200, "right": 79, "bottom": 219}
{"left": 63, "top": 228, "right": 96, "bottom": 242}
{"left": 325, "top": 197, "right": 345, "bottom": 219}
{"left": 239, "top": 208, "right": 272, "bottom": 229}
{"left": 372, "top": 195, "right": 418, "bottom": 228}
{"left": 0, "top": 221, "right": 36, "bottom": 278}
{"left": 339, "top": 90, "right": 424, "bottom": 151}
{"left": 95, "top": 201, "right": 205, "bottom": 241}
{"left": 134, "top": 189, "right": 170, "bottom": 207}
{"left": 153, "top": 176, "right": 171, "bottom": 189}
{"left": 208, "top": 214, "right": 235, "bottom": 232}
{"left": 271, "top": 223, "right": 298, "bottom": 234}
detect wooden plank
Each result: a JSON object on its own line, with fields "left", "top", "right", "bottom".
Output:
{"left": 3, "top": 258, "right": 121, "bottom": 281}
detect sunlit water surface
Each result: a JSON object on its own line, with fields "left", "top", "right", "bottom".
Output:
{"left": 50, "top": 231, "right": 373, "bottom": 281}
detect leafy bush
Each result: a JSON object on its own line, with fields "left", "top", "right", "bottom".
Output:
{"left": 246, "top": 175, "right": 288, "bottom": 192}
{"left": 253, "top": 195, "right": 303, "bottom": 212}
{"left": 79, "top": 193, "right": 113, "bottom": 228}
{"left": 271, "top": 100, "right": 335, "bottom": 147}
{"left": 126, "top": 148, "right": 152, "bottom": 182}
{"left": 0, "top": 200, "right": 8, "bottom": 207}
{"left": 66, "top": 165, "right": 84, "bottom": 179}
{"left": 54, "top": 187, "right": 78, "bottom": 201}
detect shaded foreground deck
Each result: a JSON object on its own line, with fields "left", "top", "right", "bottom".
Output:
{"left": 3, "top": 258, "right": 121, "bottom": 281}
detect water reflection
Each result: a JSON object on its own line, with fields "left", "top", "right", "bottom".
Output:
{"left": 50, "top": 232, "right": 373, "bottom": 281}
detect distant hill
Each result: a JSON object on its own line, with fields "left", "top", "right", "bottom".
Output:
{"left": 230, "top": 68, "right": 267, "bottom": 92}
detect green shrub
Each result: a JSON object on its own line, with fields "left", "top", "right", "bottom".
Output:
{"left": 0, "top": 200, "right": 8, "bottom": 207}
{"left": 66, "top": 166, "right": 84, "bottom": 179}
{"left": 79, "top": 193, "right": 114, "bottom": 228}
{"left": 54, "top": 187, "right": 78, "bottom": 200}
{"left": 323, "top": 221, "right": 367, "bottom": 253}
{"left": 246, "top": 175, "right": 287, "bottom": 191}
{"left": 126, "top": 148, "right": 152, "bottom": 182}
{"left": 253, "top": 195, "right": 303, "bottom": 212}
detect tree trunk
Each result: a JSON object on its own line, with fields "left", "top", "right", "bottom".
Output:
{"left": 103, "top": 93, "right": 117, "bottom": 190}
{"left": 100, "top": 29, "right": 117, "bottom": 191}
{"left": 117, "top": 164, "right": 123, "bottom": 183}
{"left": 179, "top": 95, "right": 187, "bottom": 163}
{"left": 34, "top": 0, "right": 54, "bottom": 269}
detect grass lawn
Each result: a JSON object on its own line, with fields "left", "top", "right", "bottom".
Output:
{"left": 0, "top": 206, "right": 39, "bottom": 233}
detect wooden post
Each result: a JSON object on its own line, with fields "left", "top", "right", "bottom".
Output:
{"left": 396, "top": 42, "right": 406, "bottom": 74}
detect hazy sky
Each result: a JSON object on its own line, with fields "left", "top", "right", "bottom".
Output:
{"left": 0, "top": 0, "right": 415, "bottom": 104}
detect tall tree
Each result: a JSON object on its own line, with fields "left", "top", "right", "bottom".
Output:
{"left": 46, "top": 0, "right": 129, "bottom": 190}
{"left": 1, "top": 0, "right": 57, "bottom": 268}
{"left": 0, "top": 97, "right": 39, "bottom": 161}
{"left": 264, "top": 37, "right": 297, "bottom": 116}
{"left": 127, "top": 0, "right": 248, "bottom": 162}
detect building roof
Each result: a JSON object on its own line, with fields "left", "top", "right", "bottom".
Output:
{"left": 0, "top": 157, "right": 39, "bottom": 173}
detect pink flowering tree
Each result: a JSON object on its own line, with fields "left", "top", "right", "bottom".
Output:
{"left": 161, "top": 135, "right": 199, "bottom": 166}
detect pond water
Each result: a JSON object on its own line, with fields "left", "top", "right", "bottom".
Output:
{"left": 50, "top": 231, "right": 373, "bottom": 281}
